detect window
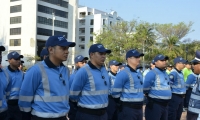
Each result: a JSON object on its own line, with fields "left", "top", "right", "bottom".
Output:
{"left": 90, "top": 28, "right": 93, "bottom": 34}
{"left": 88, "top": 12, "right": 92, "bottom": 15}
{"left": 103, "top": 19, "right": 106, "bottom": 25}
{"left": 80, "top": 29, "right": 85, "bottom": 34}
{"left": 38, "top": 5, "right": 68, "bottom": 18}
{"left": 10, "top": 0, "right": 20, "bottom": 2}
{"left": 10, "top": 28, "right": 21, "bottom": 35}
{"left": 40, "top": 0, "right": 68, "bottom": 8}
{"left": 10, "top": 16, "right": 21, "bottom": 24}
{"left": 90, "top": 19, "right": 94, "bottom": 25}
{"left": 81, "top": 37, "right": 85, "bottom": 42}
{"left": 10, "top": 5, "right": 21, "bottom": 13}
{"left": 37, "top": 16, "right": 68, "bottom": 28}
{"left": 110, "top": 21, "right": 112, "bottom": 25}
{"left": 90, "top": 37, "right": 93, "bottom": 42}
{"left": 79, "top": 45, "right": 85, "bottom": 49}
{"left": 37, "top": 27, "right": 67, "bottom": 37}
{"left": 10, "top": 39, "right": 21, "bottom": 46}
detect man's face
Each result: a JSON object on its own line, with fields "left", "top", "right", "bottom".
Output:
{"left": 49, "top": 46, "right": 69, "bottom": 61}
{"left": 110, "top": 65, "right": 119, "bottom": 73}
{"left": 177, "top": 62, "right": 185, "bottom": 70}
{"left": 128, "top": 56, "right": 141, "bottom": 67}
{"left": 155, "top": 60, "right": 167, "bottom": 69}
{"left": 192, "top": 63, "right": 200, "bottom": 74}
{"left": 185, "top": 64, "right": 191, "bottom": 69}
{"left": 167, "top": 67, "right": 172, "bottom": 71}
{"left": 76, "top": 60, "right": 87, "bottom": 68}
{"left": 90, "top": 52, "right": 106, "bottom": 66}
{"left": 8, "top": 58, "right": 21, "bottom": 68}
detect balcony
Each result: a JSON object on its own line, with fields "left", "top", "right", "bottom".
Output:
{"left": 79, "top": 12, "right": 86, "bottom": 18}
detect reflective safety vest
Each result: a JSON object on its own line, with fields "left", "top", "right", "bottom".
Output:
{"left": 147, "top": 68, "right": 172, "bottom": 100}
{"left": 188, "top": 76, "right": 200, "bottom": 114}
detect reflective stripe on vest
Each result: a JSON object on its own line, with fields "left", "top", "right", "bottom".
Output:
{"left": 31, "top": 109, "right": 67, "bottom": 118}
{"left": 171, "top": 69, "right": 185, "bottom": 88}
{"left": 2, "top": 69, "right": 10, "bottom": 86}
{"left": 83, "top": 66, "right": 96, "bottom": 91}
{"left": 0, "top": 100, "right": 2, "bottom": 107}
{"left": 78, "top": 102, "right": 108, "bottom": 109}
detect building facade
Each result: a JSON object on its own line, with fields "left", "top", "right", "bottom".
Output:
{"left": 0, "top": 0, "right": 78, "bottom": 67}
{"left": 76, "top": 6, "right": 123, "bottom": 57}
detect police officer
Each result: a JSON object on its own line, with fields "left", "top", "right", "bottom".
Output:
{"left": 106, "top": 60, "right": 121, "bottom": 120}
{"left": 144, "top": 54, "right": 171, "bottom": 120}
{"left": 168, "top": 57, "right": 187, "bottom": 120}
{"left": 68, "top": 55, "right": 88, "bottom": 120}
{"left": 118, "top": 63, "right": 126, "bottom": 72}
{"left": 19, "top": 35, "right": 75, "bottom": 120}
{"left": 111, "top": 49, "right": 144, "bottom": 120}
{"left": 0, "top": 45, "right": 9, "bottom": 120}
{"left": 5, "top": 51, "right": 24, "bottom": 120}
{"left": 187, "top": 50, "right": 200, "bottom": 120}
{"left": 18, "top": 60, "right": 24, "bottom": 71}
{"left": 40, "top": 48, "right": 49, "bottom": 60}
{"left": 184, "top": 71, "right": 198, "bottom": 110}
{"left": 70, "top": 44, "right": 111, "bottom": 120}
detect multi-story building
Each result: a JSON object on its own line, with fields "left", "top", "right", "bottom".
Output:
{"left": 76, "top": 6, "right": 123, "bottom": 57}
{"left": 0, "top": 0, "right": 78, "bottom": 66}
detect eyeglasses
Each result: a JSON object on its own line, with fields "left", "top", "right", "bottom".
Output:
{"left": 59, "top": 74, "right": 66, "bottom": 86}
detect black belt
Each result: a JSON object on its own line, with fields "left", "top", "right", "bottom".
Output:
{"left": 172, "top": 93, "right": 185, "bottom": 98}
{"left": 122, "top": 102, "right": 143, "bottom": 109}
{"left": 78, "top": 107, "right": 106, "bottom": 116}
{"left": 147, "top": 97, "right": 169, "bottom": 107}
{"left": 7, "top": 99, "right": 18, "bottom": 106}
{"left": 32, "top": 115, "right": 66, "bottom": 120}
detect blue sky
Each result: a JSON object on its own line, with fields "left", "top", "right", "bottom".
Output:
{"left": 79, "top": 0, "right": 200, "bottom": 41}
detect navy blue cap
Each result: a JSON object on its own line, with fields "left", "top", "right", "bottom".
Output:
{"left": 151, "top": 60, "right": 155, "bottom": 64}
{"left": 191, "top": 50, "right": 200, "bottom": 64}
{"left": 126, "top": 49, "right": 144, "bottom": 59}
{"left": 109, "top": 60, "right": 122, "bottom": 66}
{"left": 7, "top": 51, "right": 23, "bottom": 60}
{"left": 153, "top": 54, "right": 169, "bottom": 62}
{"left": 89, "top": 44, "right": 111, "bottom": 54}
{"left": 45, "top": 36, "right": 76, "bottom": 48}
{"left": 119, "top": 63, "right": 126, "bottom": 68}
{"left": 0, "top": 46, "right": 5, "bottom": 51}
{"left": 174, "top": 57, "right": 187, "bottom": 64}
{"left": 74, "top": 55, "right": 88, "bottom": 63}
{"left": 40, "top": 49, "right": 49, "bottom": 57}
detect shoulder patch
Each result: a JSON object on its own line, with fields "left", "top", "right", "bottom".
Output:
{"left": 169, "top": 75, "right": 174, "bottom": 79}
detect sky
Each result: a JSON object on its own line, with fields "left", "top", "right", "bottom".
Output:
{"left": 79, "top": 0, "right": 200, "bottom": 41}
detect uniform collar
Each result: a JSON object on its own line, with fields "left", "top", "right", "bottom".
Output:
{"left": 127, "top": 65, "right": 137, "bottom": 72}
{"left": 8, "top": 65, "right": 19, "bottom": 72}
{"left": 175, "top": 68, "right": 182, "bottom": 73}
{"left": 155, "top": 67, "right": 165, "bottom": 71}
{"left": 109, "top": 70, "right": 117, "bottom": 76}
{"left": 88, "top": 61, "right": 103, "bottom": 70}
{"left": 44, "top": 57, "right": 64, "bottom": 68}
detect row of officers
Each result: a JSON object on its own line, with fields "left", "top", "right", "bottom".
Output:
{"left": 0, "top": 35, "right": 200, "bottom": 120}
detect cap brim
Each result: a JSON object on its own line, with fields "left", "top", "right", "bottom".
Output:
{"left": 98, "top": 49, "right": 111, "bottom": 54}
{"left": 59, "top": 42, "right": 76, "bottom": 47}
{"left": 84, "top": 57, "right": 88, "bottom": 60}
{"left": 191, "top": 59, "right": 200, "bottom": 64}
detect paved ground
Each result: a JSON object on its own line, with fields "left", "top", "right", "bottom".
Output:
{"left": 142, "top": 106, "right": 187, "bottom": 120}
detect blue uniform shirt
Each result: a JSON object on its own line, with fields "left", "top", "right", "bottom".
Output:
{"left": 185, "top": 73, "right": 198, "bottom": 89}
{"left": 169, "top": 68, "right": 186, "bottom": 94}
{"left": 70, "top": 61, "right": 110, "bottom": 109}
{"left": 0, "top": 68, "right": 10, "bottom": 113}
{"left": 5, "top": 66, "right": 23, "bottom": 100}
{"left": 108, "top": 71, "right": 117, "bottom": 95}
{"left": 144, "top": 67, "right": 171, "bottom": 101}
{"left": 18, "top": 57, "right": 70, "bottom": 118}
{"left": 111, "top": 65, "right": 144, "bottom": 103}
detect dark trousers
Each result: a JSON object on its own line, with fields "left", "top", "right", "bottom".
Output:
{"left": 68, "top": 101, "right": 77, "bottom": 120}
{"left": 187, "top": 111, "right": 198, "bottom": 120}
{"left": 106, "top": 97, "right": 118, "bottom": 120}
{"left": 0, "top": 110, "right": 8, "bottom": 120}
{"left": 75, "top": 111, "right": 107, "bottom": 120}
{"left": 7, "top": 104, "right": 22, "bottom": 120}
{"left": 32, "top": 115, "right": 66, "bottom": 120}
{"left": 145, "top": 101, "right": 168, "bottom": 120}
{"left": 118, "top": 106, "right": 142, "bottom": 120}
{"left": 168, "top": 94, "right": 184, "bottom": 120}
{"left": 184, "top": 89, "right": 192, "bottom": 108}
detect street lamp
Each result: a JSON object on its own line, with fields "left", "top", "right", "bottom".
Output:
{"left": 52, "top": 13, "right": 55, "bottom": 36}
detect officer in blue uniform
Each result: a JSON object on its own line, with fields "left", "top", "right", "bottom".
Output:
{"left": 187, "top": 50, "right": 200, "bottom": 120}
{"left": 5, "top": 51, "right": 24, "bottom": 120}
{"left": 0, "top": 45, "right": 9, "bottom": 120}
{"left": 18, "top": 35, "right": 75, "bottom": 120}
{"left": 68, "top": 55, "right": 88, "bottom": 120}
{"left": 40, "top": 48, "right": 49, "bottom": 60}
{"left": 184, "top": 72, "right": 198, "bottom": 109}
{"left": 111, "top": 49, "right": 144, "bottom": 120}
{"left": 70, "top": 44, "right": 111, "bottom": 120}
{"left": 168, "top": 57, "right": 187, "bottom": 120}
{"left": 144, "top": 54, "right": 171, "bottom": 120}
{"left": 106, "top": 60, "right": 121, "bottom": 120}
